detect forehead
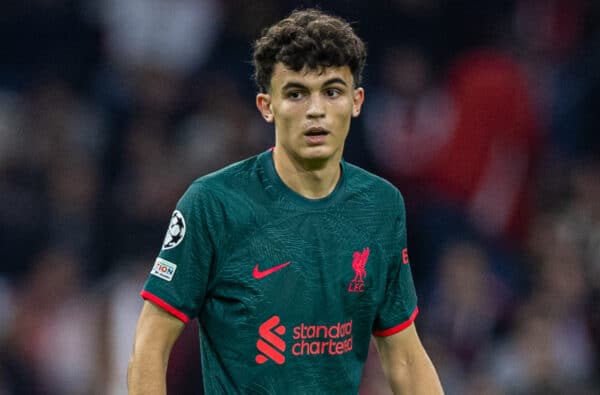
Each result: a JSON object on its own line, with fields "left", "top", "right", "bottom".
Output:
{"left": 270, "top": 63, "right": 354, "bottom": 91}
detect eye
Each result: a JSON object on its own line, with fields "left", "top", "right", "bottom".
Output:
{"left": 286, "top": 91, "right": 304, "bottom": 100}
{"left": 325, "top": 88, "right": 341, "bottom": 98}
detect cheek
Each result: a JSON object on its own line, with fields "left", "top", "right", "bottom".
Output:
{"left": 276, "top": 107, "right": 302, "bottom": 130}
{"left": 273, "top": 114, "right": 300, "bottom": 143}
{"left": 274, "top": 114, "right": 292, "bottom": 134}
{"left": 335, "top": 105, "right": 353, "bottom": 128}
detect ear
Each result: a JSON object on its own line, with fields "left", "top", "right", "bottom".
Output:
{"left": 352, "top": 87, "right": 365, "bottom": 118}
{"left": 256, "top": 93, "right": 274, "bottom": 123}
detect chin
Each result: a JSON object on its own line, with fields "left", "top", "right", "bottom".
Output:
{"left": 304, "top": 145, "right": 332, "bottom": 156}
{"left": 300, "top": 146, "right": 338, "bottom": 163}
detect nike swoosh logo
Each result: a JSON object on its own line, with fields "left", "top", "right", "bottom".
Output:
{"left": 253, "top": 261, "right": 291, "bottom": 279}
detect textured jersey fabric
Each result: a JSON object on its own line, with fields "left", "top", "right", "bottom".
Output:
{"left": 142, "top": 149, "right": 418, "bottom": 394}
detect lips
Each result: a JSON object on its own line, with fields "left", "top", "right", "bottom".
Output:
{"left": 304, "top": 127, "right": 330, "bottom": 136}
{"left": 303, "top": 127, "right": 330, "bottom": 145}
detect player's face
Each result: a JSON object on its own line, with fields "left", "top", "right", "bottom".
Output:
{"left": 257, "top": 63, "right": 364, "bottom": 166}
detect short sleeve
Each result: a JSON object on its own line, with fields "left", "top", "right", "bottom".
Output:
{"left": 141, "top": 182, "right": 213, "bottom": 323}
{"left": 372, "top": 192, "right": 418, "bottom": 336}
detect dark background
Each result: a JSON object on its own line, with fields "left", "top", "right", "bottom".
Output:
{"left": 0, "top": 1, "right": 598, "bottom": 394}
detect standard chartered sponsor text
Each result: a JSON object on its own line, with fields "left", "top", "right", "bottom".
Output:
{"left": 291, "top": 320, "right": 353, "bottom": 356}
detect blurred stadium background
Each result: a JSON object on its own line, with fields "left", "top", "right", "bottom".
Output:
{"left": 0, "top": 1, "right": 599, "bottom": 394}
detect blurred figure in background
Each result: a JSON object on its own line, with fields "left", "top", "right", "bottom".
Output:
{"left": 365, "top": 43, "right": 540, "bottom": 294}
{"left": 109, "top": 114, "right": 185, "bottom": 259}
{"left": 4, "top": 248, "right": 100, "bottom": 395}
{"left": 0, "top": 78, "right": 106, "bottom": 278}
{"left": 175, "top": 72, "right": 272, "bottom": 179}
{"left": 424, "top": 242, "right": 513, "bottom": 379}
{"left": 94, "top": 0, "right": 222, "bottom": 112}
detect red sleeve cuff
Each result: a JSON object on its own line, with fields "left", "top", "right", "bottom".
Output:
{"left": 140, "top": 290, "right": 190, "bottom": 323}
{"left": 373, "top": 306, "right": 419, "bottom": 337}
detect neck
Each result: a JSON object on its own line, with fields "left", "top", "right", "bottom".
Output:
{"left": 272, "top": 147, "right": 342, "bottom": 199}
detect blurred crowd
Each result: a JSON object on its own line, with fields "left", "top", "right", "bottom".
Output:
{"left": 0, "top": 1, "right": 598, "bottom": 394}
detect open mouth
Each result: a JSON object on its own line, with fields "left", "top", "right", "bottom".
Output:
{"left": 304, "top": 127, "right": 330, "bottom": 137}
{"left": 303, "top": 128, "right": 329, "bottom": 145}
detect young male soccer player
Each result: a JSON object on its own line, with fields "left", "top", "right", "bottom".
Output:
{"left": 128, "top": 8, "right": 443, "bottom": 394}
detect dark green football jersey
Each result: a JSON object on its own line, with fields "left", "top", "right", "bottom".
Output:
{"left": 142, "top": 149, "right": 418, "bottom": 394}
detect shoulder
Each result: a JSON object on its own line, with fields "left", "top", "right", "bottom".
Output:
{"left": 178, "top": 154, "right": 265, "bottom": 211}
{"left": 188, "top": 154, "right": 261, "bottom": 193}
{"left": 344, "top": 161, "right": 405, "bottom": 209}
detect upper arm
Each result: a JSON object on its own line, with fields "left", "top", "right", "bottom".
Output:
{"left": 132, "top": 300, "right": 186, "bottom": 361}
{"left": 374, "top": 322, "right": 423, "bottom": 373}
{"left": 128, "top": 301, "right": 187, "bottom": 394}
{"left": 374, "top": 323, "right": 444, "bottom": 394}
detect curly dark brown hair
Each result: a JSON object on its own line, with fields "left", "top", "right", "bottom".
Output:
{"left": 252, "top": 8, "right": 367, "bottom": 93}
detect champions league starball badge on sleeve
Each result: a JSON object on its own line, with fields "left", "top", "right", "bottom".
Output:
{"left": 162, "top": 210, "right": 186, "bottom": 250}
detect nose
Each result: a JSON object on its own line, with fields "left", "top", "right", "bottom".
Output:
{"left": 306, "top": 93, "right": 325, "bottom": 118}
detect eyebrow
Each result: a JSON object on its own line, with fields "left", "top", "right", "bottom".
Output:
{"left": 281, "top": 77, "right": 349, "bottom": 91}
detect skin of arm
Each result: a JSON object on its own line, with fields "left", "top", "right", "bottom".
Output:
{"left": 127, "top": 300, "right": 185, "bottom": 395}
{"left": 374, "top": 323, "right": 444, "bottom": 394}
